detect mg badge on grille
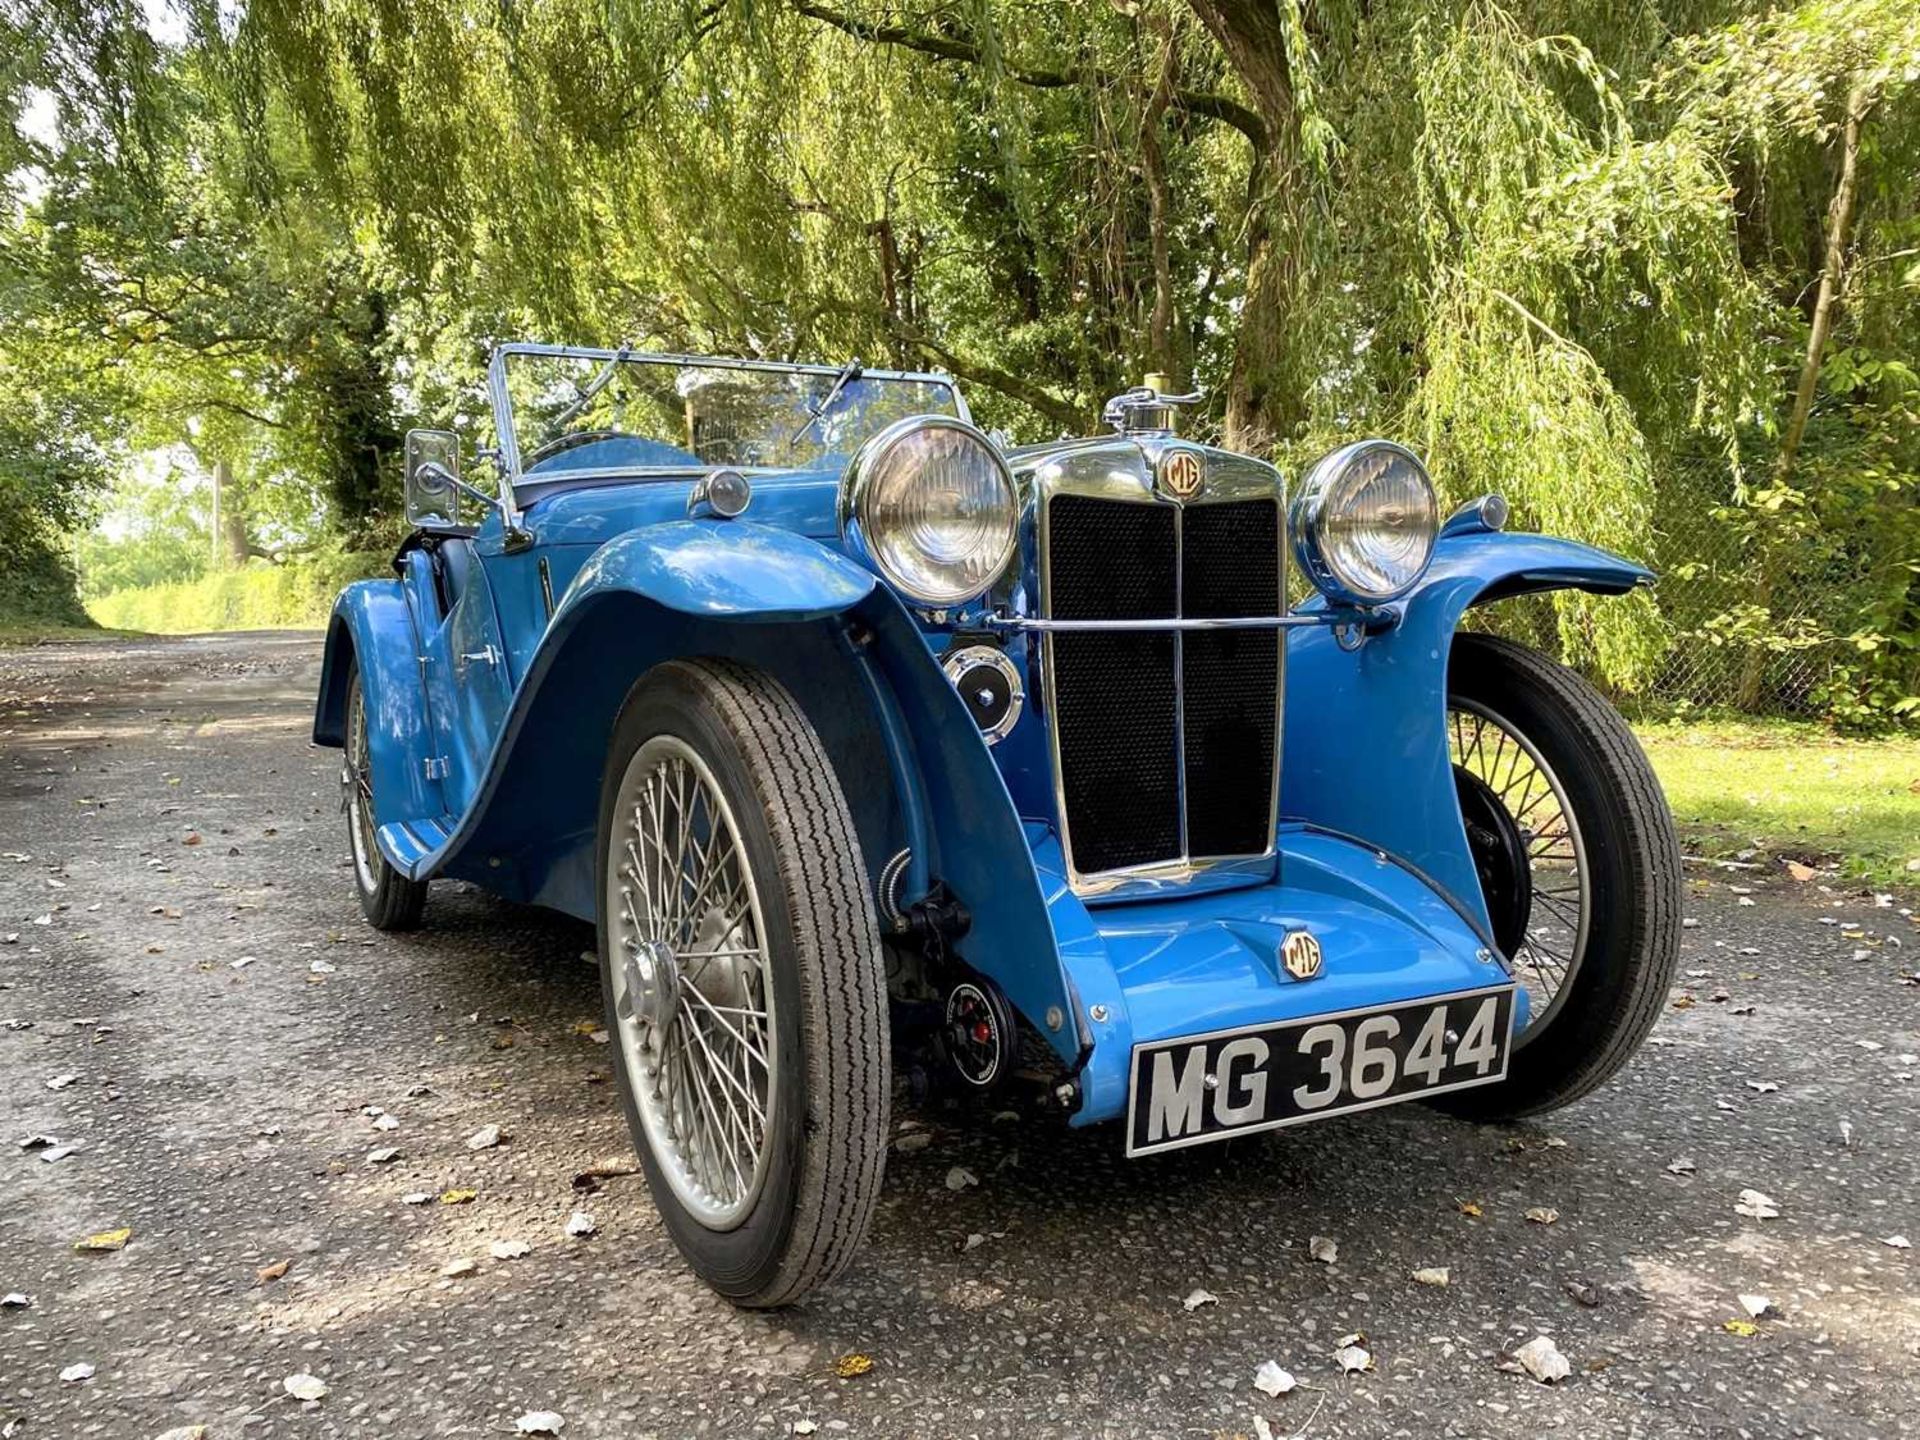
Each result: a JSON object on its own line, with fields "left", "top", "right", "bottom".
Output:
{"left": 1158, "top": 447, "right": 1205, "bottom": 500}
{"left": 1282, "top": 930, "right": 1324, "bottom": 981}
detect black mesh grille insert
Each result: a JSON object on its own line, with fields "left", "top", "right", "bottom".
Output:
{"left": 1052, "top": 633, "right": 1181, "bottom": 872}
{"left": 1047, "top": 496, "right": 1180, "bottom": 874}
{"left": 1182, "top": 500, "right": 1280, "bottom": 619}
{"left": 1045, "top": 489, "right": 1282, "bottom": 880}
{"left": 1182, "top": 499, "right": 1280, "bottom": 857}
{"left": 1047, "top": 495, "right": 1177, "bottom": 621}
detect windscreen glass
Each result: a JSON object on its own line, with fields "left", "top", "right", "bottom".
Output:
{"left": 501, "top": 353, "right": 961, "bottom": 476}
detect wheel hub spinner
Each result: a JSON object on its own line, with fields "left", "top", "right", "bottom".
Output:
{"left": 624, "top": 937, "right": 680, "bottom": 1035}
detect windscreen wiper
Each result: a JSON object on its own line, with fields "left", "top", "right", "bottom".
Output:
{"left": 788, "top": 357, "right": 863, "bottom": 452}
{"left": 551, "top": 343, "right": 633, "bottom": 432}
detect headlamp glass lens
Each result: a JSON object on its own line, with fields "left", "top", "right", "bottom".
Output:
{"left": 859, "top": 424, "right": 1017, "bottom": 604}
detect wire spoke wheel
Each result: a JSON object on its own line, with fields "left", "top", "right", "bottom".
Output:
{"left": 343, "top": 675, "right": 382, "bottom": 894}
{"left": 1449, "top": 698, "right": 1593, "bottom": 1039}
{"left": 596, "top": 659, "right": 889, "bottom": 1304}
{"left": 608, "top": 735, "right": 776, "bottom": 1230}
{"left": 1437, "top": 634, "right": 1680, "bottom": 1119}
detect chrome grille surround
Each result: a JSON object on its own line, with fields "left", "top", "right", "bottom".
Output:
{"left": 1024, "top": 437, "right": 1287, "bottom": 900}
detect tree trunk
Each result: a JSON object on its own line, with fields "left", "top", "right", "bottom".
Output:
{"left": 1184, "top": 1, "right": 1294, "bottom": 132}
{"left": 1182, "top": 0, "right": 1305, "bottom": 453}
{"left": 1141, "top": 15, "right": 1180, "bottom": 385}
{"left": 211, "top": 458, "right": 249, "bottom": 569}
{"left": 869, "top": 216, "right": 905, "bottom": 367}
{"left": 1223, "top": 204, "right": 1302, "bottom": 453}
{"left": 1735, "top": 82, "right": 1871, "bottom": 710}
{"left": 1773, "top": 83, "right": 1870, "bottom": 491}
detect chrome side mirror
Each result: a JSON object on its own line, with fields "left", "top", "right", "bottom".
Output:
{"left": 406, "top": 428, "right": 508, "bottom": 530}
{"left": 405, "top": 429, "right": 465, "bottom": 528}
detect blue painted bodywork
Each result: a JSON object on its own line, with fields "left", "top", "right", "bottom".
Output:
{"left": 1053, "top": 826, "right": 1532, "bottom": 1123}
{"left": 315, "top": 356, "right": 1652, "bottom": 1131}
{"left": 1283, "top": 532, "right": 1652, "bottom": 934}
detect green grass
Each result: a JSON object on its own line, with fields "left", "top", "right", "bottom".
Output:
{"left": 1636, "top": 717, "right": 1920, "bottom": 889}
{"left": 0, "top": 584, "right": 115, "bottom": 645}
{"left": 0, "top": 620, "right": 136, "bottom": 646}
{"left": 85, "top": 551, "right": 386, "bottom": 633}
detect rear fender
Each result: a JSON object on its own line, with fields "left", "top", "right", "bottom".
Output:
{"left": 1282, "top": 531, "right": 1652, "bottom": 933}
{"left": 313, "top": 577, "right": 444, "bottom": 825}
{"left": 438, "top": 522, "right": 1077, "bottom": 1062}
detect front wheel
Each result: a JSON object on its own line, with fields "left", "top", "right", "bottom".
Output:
{"left": 1437, "top": 633, "right": 1681, "bottom": 1119}
{"left": 596, "top": 658, "right": 889, "bottom": 1307}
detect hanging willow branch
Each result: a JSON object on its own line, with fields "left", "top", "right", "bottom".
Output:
{"left": 788, "top": 1, "right": 1269, "bottom": 148}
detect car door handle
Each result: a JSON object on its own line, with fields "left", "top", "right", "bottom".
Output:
{"left": 459, "top": 645, "right": 501, "bottom": 667}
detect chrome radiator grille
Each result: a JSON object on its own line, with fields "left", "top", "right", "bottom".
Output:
{"left": 1044, "top": 491, "right": 1282, "bottom": 885}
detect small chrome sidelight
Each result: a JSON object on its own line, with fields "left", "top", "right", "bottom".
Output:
{"left": 1440, "top": 492, "right": 1510, "bottom": 538}
{"left": 940, "top": 644, "right": 1024, "bottom": 745}
{"left": 686, "top": 467, "right": 753, "bottom": 518}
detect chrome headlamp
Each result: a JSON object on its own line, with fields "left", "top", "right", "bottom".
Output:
{"left": 841, "top": 415, "right": 1018, "bottom": 606}
{"left": 1291, "top": 440, "right": 1439, "bottom": 605}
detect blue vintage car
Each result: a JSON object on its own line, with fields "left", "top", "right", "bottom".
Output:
{"left": 314, "top": 343, "right": 1680, "bottom": 1306}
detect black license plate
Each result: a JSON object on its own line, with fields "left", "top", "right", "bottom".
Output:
{"left": 1125, "top": 985, "right": 1516, "bottom": 1157}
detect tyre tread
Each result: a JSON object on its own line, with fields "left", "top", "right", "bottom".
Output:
{"left": 651, "top": 658, "right": 888, "bottom": 1306}
{"left": 1442, "top": 633, "right": 1681, "bottom": 1119}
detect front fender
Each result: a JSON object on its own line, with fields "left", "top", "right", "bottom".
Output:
{"left": 312, "top": 578, "right": 443, "bottom": 827}
{"left": 429, "top": 523, "right": 1077, "bottom": 1061}
{"left": 432, "top": 523, "right": 880, "bottom": 895}
{"left": 1420, "top": 529, "right": 1653, "bottom": 607}
{"left": 559, "top": 520, "right": 877, "bottom": 620}
{"left": 1282, "top": 532, "right": 1652, "bottom": 933}
{"left": 848, "top": 587, "right": 1076, "bottom": 1065}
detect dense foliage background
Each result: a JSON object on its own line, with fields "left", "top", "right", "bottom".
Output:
{"left": 1, "top": 0, "right": 1914, "bottom": 723}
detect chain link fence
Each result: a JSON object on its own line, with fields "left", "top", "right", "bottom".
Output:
{"left": 1635, "top": 461, "right": 1848, "bottom": 718}
{"left": 1455, "top": 458, "right": 1897, "bottom": 722}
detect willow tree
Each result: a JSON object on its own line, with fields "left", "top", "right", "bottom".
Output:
{"left": 229, "top": 0, "right": 1260, "bottom": 441}
{"left": 1649, "top": 0, "right": 1920, "bottom": 714}
{"left": 214, "top": 0, "right": 1760, "bottom": 683}
{"left": 11, "top": 0, "right": 1916, "bottom": 711}
{"left": 1166, "top": 0, "right": 1914, "bottom": 693}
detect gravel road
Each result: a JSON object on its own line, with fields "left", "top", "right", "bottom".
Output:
{"left": 2, "top": 631, "right": 1916, "bottom": 1440}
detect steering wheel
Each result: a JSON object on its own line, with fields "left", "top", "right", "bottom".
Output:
{"left": 522, "top": 429, "right": 635, "bottom": 468}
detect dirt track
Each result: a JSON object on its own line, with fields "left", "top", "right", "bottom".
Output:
{"left": 2, "top": 631, "right": 1916, "bottom": 1438}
